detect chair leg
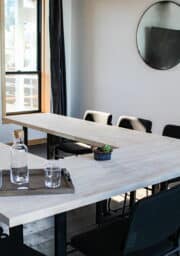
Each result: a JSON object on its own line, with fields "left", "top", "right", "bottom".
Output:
{"left": 107, "top": 199, "right": 111, "bottom": 212}
{"left": 122, "top": 193, "right": 128, "bottom": 216}
{"left": 108, "top": 193, "right": 128, "bottom": 216}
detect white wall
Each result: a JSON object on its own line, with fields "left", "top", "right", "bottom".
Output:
{"left": 69, "top": 0, "right": 180, "bottom": 134}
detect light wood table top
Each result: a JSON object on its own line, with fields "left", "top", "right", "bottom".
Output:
{"left": 3, "top": 113, "right": 172, "bottom": 148}
{"left": 0, "top": 138, "right": 179, "bottom": 228}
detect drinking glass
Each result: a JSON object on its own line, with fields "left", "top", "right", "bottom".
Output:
{"left": 44, "top": 160, "right": 61, "bottom": 188}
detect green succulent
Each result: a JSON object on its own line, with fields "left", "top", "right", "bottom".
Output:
{"left": 97, "top": 144, "right": 112, "bottom": 153}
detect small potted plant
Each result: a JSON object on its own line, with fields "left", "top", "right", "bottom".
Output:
{"left": 94, "top": 144, "right": 112, "bottom": 161}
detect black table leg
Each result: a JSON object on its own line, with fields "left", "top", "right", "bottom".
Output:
{"left": 55, "top": 212, "right": 67, "bottom": 256}
{"left": 129, "top": 191, "right": 136, "bottom": 208}
{"left": 152, "top": 184, "right": 160, "bottom": 195}
{"left": 96, "top": 200, "right": 109, "bottom": 225}
{"left": 9, "top": 225, "right": 23, "bottom": 244}
{"left": 47, "top": 134, "right": 50, "bottom": 159}
{"left": 160, "top": 181, "right": 169, "bottom": 191}
{"left": 47, "top": 134, "right": 54, "bottom": 159}
{"left": 23, "top": 127, "right": 28, "bottom": 146}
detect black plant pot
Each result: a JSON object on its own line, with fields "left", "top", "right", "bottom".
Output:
{"left": 94, "top": 151, "right": 112, "bottom": 161}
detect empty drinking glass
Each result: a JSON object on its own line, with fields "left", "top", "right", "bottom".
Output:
{"left": 44, "top": 160, "right": 61, "bottom": 188}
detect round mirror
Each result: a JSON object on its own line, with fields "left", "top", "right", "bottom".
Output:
{"left": 137, "top": 1, "right": 180, "bottom": 70}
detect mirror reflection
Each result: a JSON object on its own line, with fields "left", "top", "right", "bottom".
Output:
{"left": 137, "top": 1, "right": 180, "bottom": 70}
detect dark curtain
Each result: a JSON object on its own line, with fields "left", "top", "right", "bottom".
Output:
{"left": 49, "top": 0, "right": 67, "bottom": 156}
{"left": 49, "top": 0, "right": 67, "bottom": 115}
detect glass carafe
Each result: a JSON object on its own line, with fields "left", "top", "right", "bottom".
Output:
{"left": 10, "top": 130, "right": 29, "bottom": 186}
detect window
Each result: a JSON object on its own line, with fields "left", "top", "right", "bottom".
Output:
{"left": 5, "top": 0, "right": 41, "bottom": 114}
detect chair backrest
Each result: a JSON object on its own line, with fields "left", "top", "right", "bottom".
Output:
{"left": 83, "top": 110, "right": 112, "bottom": 125}
{"left": 117, "top": 115, "right": 152, "bottom": 133}
{"left": 123, "top": 185, "right": 180, "bottom": 256}
{"left": 163, "top": 124, "right": 180, "bottom": 139}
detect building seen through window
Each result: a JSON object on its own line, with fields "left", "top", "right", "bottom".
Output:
{"left": 5, "top": 0, "right": 41, "bottom": 114}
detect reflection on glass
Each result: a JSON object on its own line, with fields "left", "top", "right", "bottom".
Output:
{"left": 5, "top": 0, "right": 37, "bottom": 71}
{"left": 6, "top": 74, "right": 39, "bottom": 113}
{"left": 137, "top": 1, "right": 180, "bottom": 70}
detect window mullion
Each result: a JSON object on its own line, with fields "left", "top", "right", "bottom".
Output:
{"left": 6, "top": 71, "right": 40, "bottom": 75}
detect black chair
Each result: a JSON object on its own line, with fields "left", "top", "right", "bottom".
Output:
{"left": 55, "top": 110, "right": 112, "bottom": 158}
{"left": 71, "top": 185, "right": 180, "bottom": 256}
{"left": 0, "top": 227, "right": 44, "bottom": 256}
{"left": 162, "top": 124, "right": 180, "bottom": 187}
{"left": 108, "top": 116, "right": 152, "bottom": 215}
{"left": 117, "top": 116, "right": 152, "bottom": 133}
{"left": 163, "top": 124, "right": 180, "bottom": 139}
{"left": 0, "top": 237, "right": 44, "bottom": 256}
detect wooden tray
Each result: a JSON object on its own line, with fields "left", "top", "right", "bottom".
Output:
{"left": 0, "top": 168, "right": 75, "bottom": 196}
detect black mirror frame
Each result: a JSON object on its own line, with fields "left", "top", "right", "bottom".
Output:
{"left": 136, "top": 0, "right": 180, "bottom": 70}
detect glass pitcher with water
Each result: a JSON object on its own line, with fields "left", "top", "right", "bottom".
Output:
{"left": 10, "top": 130, "right": 29, "bottom": 186}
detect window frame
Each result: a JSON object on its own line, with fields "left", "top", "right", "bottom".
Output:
{"left": 5, "top": 0, "right": 42, "bottom": 116}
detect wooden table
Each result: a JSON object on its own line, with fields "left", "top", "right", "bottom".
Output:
{"left": 3, "top": 113, "right": 165, "bottom": 158}
{"left": 0, "top": 139, "right": 180, "bottom": 255}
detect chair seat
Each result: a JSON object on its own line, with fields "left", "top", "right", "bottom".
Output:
{"left": 55, "top": 110, "right": 112, "bottom": 158}
{"left": 169, "top": 177, "right": 180, "bottom": 185}
{"left": 71, "top": 218, "right": 175, "bottom": 256}
{"left": 56, "top": 141, "right": 92, "bottom": 155}
{"left": 0, "top": 238, "right": 44, "bottom": 256}
{"left": 71, "top": 219, "right": 127, "bottom": 256}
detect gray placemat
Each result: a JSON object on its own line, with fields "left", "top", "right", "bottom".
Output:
{"left": 0, "top": 169, "right": 75, "bottom": 196}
